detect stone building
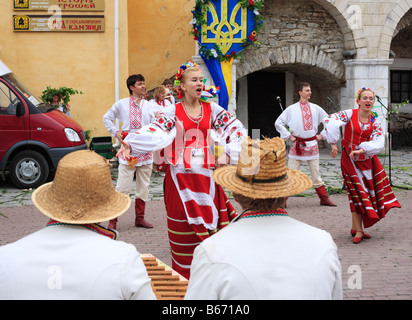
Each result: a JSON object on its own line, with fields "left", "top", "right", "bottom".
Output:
{"left": 195, "top": 0, "right": 412, "bottom": 146}
{"left": 1, "top": 0, "right": 411, "bottom": 143}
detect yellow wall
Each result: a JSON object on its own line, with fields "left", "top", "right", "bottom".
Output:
{"left": 0, "top": 0, "right": 196, "bottom": 138}
{"left": 127, "top": 0, "right": 196, "bottom": 90}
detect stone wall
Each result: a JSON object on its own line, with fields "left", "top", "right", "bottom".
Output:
{"left": 238, "top": 0, "right": 346, "bottom": 85}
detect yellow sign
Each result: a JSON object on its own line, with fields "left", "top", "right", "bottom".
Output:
{"left": 13, "top": 0, "right": 105, "bottom": 11}
{"left": 13, "top": 15, "right": 105, "bottom": 32}
{"left": 13, "top": 15, "right": 30, "bottom": 31}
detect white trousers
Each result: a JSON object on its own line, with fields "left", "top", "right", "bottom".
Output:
{"left": 288, "top": 158, "right": 324, "bottom": 188}
{"left": 115, "top": 163, "right": 153, "bottom": 201}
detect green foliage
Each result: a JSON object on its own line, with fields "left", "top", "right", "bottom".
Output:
{"left": 386, "top": 99, "right": 410, "bottom": 121}
{"left": 41, "top": 86, "right": 83, "bottom": 105}
{"left": 84, "top": 129, "right": 92, "bottom": 142}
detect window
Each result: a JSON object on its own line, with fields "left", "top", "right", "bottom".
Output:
{"left": 0, "top": 81, "right": 19, "bottom": 115}
{"left": 391, "top": 70, "right": 412, "bottom": 103}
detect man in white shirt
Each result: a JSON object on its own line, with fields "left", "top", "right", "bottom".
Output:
{"left": 103, "top": 74, "right": 157, "bottom": 229}
{"left": 185, "top": 137, "right": 342, "bottom": 300}
{"left": 0, "top": 150, "right": 156, "bottom": 300}
{"left": 275, "top": 82, "right": 336, "bottom": 207}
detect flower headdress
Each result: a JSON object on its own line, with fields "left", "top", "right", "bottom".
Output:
{"left": 173, "top": 61, "right": 220, "bottom": 101}
{"left": 356, "top": 87, "right": 378, "bottom": 120}
{"left": 174, "top": 61, "right": 200, "bottom": 87}
{"left": 174, "top": 61, "right": 201, "bottom": 99}
{"left": 356, "top": 87, "right": 375, "bottom": 104}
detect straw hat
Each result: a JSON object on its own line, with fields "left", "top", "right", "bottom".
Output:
{"left": 32, "top": 150, "right": 131, "bottom": 224}
{"left": 213, "top": 137, "right": 312, "bottom": 199}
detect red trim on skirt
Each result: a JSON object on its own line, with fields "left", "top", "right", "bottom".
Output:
{"left": 341, "top": 148, "right": 401, "bottom": 228}
{"left": 163, "top": 167, "right": 237, "bottom": 279}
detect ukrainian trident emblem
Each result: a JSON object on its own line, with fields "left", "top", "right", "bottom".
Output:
{"left": 191, "top": 0, "right": 264, "bottom": 109}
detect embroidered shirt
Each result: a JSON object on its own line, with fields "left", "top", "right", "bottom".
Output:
{"left": 46, "top": 219, "right": 117, "bottom": 240}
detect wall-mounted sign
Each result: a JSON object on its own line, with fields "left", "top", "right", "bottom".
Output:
{"left": 13, "top": 0, "right": 105, "bottom": 12}
{"left": 13, "top": 15, "right": 105, "bottom": 32}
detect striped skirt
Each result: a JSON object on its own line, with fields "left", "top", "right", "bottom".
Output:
{"left": 341, "top": 149, "right": 401, "bottom": 228}
{"left": 163, "top": 166, "right": 237, "bottom": 279}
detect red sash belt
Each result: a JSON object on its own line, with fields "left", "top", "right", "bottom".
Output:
{"left": 295, "top": 136, "right": 316, "bottom": 156}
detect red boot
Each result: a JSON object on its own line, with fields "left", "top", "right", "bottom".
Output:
{"left": 135, "top": 198, "right": 153, "bottom": 228}
{"left": 315, "top": 185, "right": 337, "bottom": 207}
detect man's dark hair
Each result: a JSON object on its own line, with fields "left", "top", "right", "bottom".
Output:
{"left": 127, "top": 74, "right": 145, "bottom": 95}
{"left": 297, "top": 82, "right": 311, "bottom": 93}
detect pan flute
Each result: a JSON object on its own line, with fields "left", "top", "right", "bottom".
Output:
{"left": 141, "top": 254, "right": 188, "bottom": 300}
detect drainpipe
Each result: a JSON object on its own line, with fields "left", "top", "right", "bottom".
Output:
{"left": 114, "top": 0, "right": 120, "bottom": 148}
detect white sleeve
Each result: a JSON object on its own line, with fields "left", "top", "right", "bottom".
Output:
{"left": 211, "top": 102, "right": 246, "bottom": 164}
{"left": 314, "top": 240, "right": 343, "bottom": 300}
{"left": 103, "top": 102, "right": 121, "bottom": 138}
{"left": 121, "top": 246, "right": 156, "bottom": 300}
{"left": 274, "top": 109, "right": 292, "bottom": 140}
{"left": 323, "top": 109, "right": 353, "bottom": 144}
{"left": 318, "top": 106, "right": 329, "bottom": 140}
{"left": 184, "top": 245, "right": 218, "bottom": 300}
{"left": 358, "top": 120, "right": 385, "bottom": 156}
{"left": 124, "top": 106, "right": 176, "bottom": 156}
{"left": 185, "top": 244, "right": 257, "bottom": 300}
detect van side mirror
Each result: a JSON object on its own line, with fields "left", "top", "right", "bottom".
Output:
{"left": 16, "top": 102, "right": 25, "bottom": 117}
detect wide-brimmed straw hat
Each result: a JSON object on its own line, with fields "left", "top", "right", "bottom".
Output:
{"left": 213, "top": 137, "right": 312, "bottom": 199}
{"left": 32, "top": 150, "right": 131, "bottom": 224}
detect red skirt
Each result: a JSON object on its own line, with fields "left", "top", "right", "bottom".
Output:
{"left": 163, "top": 166, "right": 237, "bottom": 279}
{"left": 341, "top": 148, "right": 401, "bottom": 228}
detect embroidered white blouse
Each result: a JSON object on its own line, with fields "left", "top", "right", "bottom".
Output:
{"left": 322, "top": 109, "right": 385, "bottom": 157}
{"left": 275, "top": 102, "right": 327, "bottom": 161}
{"left": 123, "top": 102, "right": 246, "bottom": 165}
{"left": 103, "top": 97, "right": 159, "bottom": 166}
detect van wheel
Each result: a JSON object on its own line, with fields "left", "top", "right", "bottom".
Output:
{"left": 9, "top": 150, "right": 49, "bottom": 189}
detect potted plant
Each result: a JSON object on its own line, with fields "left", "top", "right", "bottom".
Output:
{"left": 41, "top": 86, "right": 83, "bottom": 114}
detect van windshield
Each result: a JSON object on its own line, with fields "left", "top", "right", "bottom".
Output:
{"left": 3, "top": 73, "right": 43, "bottom": 107}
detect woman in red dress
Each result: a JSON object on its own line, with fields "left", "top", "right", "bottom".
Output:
{"left": 324, "top": 88, "right": 401, "bottom": 244}
{"left": 118, "top": 62, "right": 246, "bottom": 278}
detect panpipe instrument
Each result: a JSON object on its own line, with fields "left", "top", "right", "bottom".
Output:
{"left": 141, "top": 254, "right": 188, "bottom": 300}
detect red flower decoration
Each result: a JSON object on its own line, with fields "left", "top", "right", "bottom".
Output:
{"left": 249, "top": 0, "right": 254, "bottom": 5}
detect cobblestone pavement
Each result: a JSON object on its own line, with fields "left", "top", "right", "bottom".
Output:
{"left": 1, "top": 147, "right": 411, "bottom": 300}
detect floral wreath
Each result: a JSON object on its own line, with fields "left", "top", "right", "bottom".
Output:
{"left": 356, "top": 87, "right": 378, "bottom": 120}
{"left": 190, "top": 0, "right": 265, "bottom": 62}
{"left": 174, "top": 61, "right": 220, "bottom": 100}
{"left": 356, "top": 87, "right": 375, "bottom": 105}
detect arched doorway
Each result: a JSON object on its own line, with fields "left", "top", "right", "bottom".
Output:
{"left": 236, "top": 0, "right": 351, "bottom": 137}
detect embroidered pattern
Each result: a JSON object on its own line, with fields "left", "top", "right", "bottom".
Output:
{"left": 154, "top": 113, "right": 175, "bottom": 132}
{"left": 327, "top": 110, "right": 349, "bottom": 123}
{"left": 372, "top": 122, "right": 383, "bottom": 138}
{"left": 213, "top": 110, "right": 236, "bottom": 132}
{"left": 46, "top": 219, "right": 117, "bottom": 240}
{"left": 240, "top": 209, "right": 289, "bottom": 220}
{"left": 129, "top": 97, "right": 142, "bottom": 130}
{"left": 289, "top": 144, "right": 318, "bottom": 157}
{"left": 213, "top": 110, "right": 244, "bottom": 145}
{"left": 300, "top": 103, "right": 313, "bottom": 131}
